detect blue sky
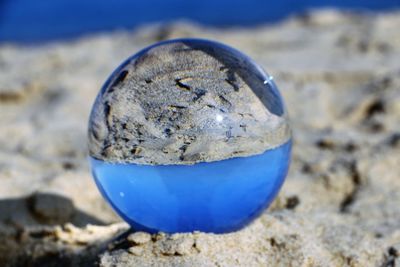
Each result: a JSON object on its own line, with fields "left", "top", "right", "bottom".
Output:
{"left": 1, "top": 0, "right": 399, "bottom": 43}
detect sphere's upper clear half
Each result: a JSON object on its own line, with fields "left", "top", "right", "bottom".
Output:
{"left": 88, "top": 38, "right": 291, "bottom": 165}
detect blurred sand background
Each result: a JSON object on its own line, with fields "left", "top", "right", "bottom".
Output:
{"left": 0, "top": 9, "right": 400, "bottom": 266}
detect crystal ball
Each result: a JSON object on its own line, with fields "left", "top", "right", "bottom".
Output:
{"left": 88, "top": 39, "right": 291, "bottom": 233}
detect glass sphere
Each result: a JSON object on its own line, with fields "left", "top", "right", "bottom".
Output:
{"left": 88, "top": 39, "right": 291, "bottom": 233}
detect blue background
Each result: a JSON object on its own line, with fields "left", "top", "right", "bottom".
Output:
{"left": 1, "top": 0, "right": 399, "bottom": 43}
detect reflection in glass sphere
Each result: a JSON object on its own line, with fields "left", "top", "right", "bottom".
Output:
{"left": 88, "top": 39, "right": 291, "bottom": 233}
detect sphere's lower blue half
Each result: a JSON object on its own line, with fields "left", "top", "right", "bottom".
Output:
{"left": 90, "top": 140, "right": 291, "bottom": 233}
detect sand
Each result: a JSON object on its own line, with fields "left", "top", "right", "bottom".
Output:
{"left": 0, "top": 9, "right": 399, "bottom": 267}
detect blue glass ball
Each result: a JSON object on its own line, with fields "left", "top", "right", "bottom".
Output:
{"left": 88, "top": 39, "right": 291, "bottom": 233}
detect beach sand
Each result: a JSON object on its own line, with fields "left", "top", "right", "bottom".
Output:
{"left": 0, "top": 9, "right": 399, "bottom": 266}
